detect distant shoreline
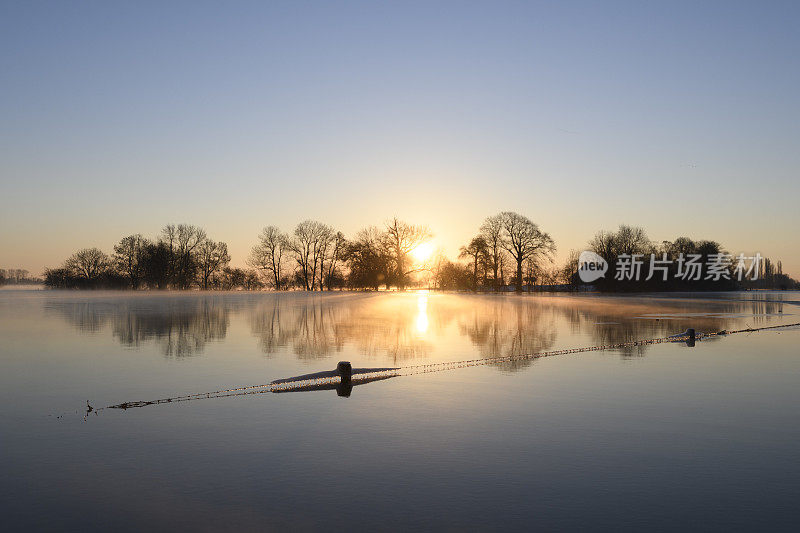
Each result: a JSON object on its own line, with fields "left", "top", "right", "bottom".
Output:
{"left": 11, "top": 286, "right": 800, "bottom": 295}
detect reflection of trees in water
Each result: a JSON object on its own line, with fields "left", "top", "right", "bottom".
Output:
{"left": 249, "top": 294, "right": 433, "bottom": 363}
{"left": 251, "top": 293, "right": 791, "bottom": 365}
{"left": 458, "top": 299, "right": 558, "bottom": 371}
{"left": 251, "top": 294, "right": 563, "bottom": 370}
{"left": 282, "top": 300, "right": 347, "bottom": 359}
{"left": 50, "top": 296, "right": 231, "bottom": 357}
{"left": 52, "top": 292, "right": 791, "bottom": 364}
{"left": 249, "top": 298, "right": 292, "bottom": 355}
{"left": 250, "top": 295, "right": 351, "bottom": 359}
{"left": 47, "top": 300, "right": 120, "bottom": 333}
{"left": 552, "top": 296, "right": 787, "bottom": 357}
{"left": 112, "top": 300, "right": 229, "bottom": 356}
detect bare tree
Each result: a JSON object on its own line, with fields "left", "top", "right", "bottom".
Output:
{"left": 614, "top": 225, "right": 651, "bottom": 256}
{"left": 114, "top": 234, "right": 149, "bottom": 289}
{"left": 557, "top": 250, "right": 581, "bottom": 287}
{"left": 523, "top": 257, "right": 544, "bottom": 291}
{"left": 459, "top": 236, "right": 488, "bottom": 290}
{"left": 161, "top": 224, "right": 206, "bottom": 289}
{"left": 344, "top": 226, "right": 389, "bottom": 290}
{"left": 65, "top": 248, "right": 111, "bottom": 281}
{"left": 160, "top": 224, "right": 178, "bottom": 281}
{"left": 498, "top": 211, "right": 556, "bottom": 292}
{"left": 197, "top": 239, "right": 231, "bottom": 289}
{"left": 319, "top": 230, "right": 346, "bottom": 290}
{"left": 589, "top": 225, "right": 651, "bottom": 258}
{"left": 141, "top": 241, "right": 171, "bottom": 289}
{"left": 12, "top": 269, "right": 30, "bottom": 283}
{"left": 243, "top": 270, "right": 263, "bottom": 290}
{"left": 589, "top": 230, "right": 616, "bottom": 259}
{"left": 480, "top": 214, "right": 505, "bottom": 288}
{"left": 248, "top": 226, "right": 290, "bottom": 290}
{"left": 290, "top": 220, "right": 331, "bottom": 291}
{"left": 220, "top": 267, "right": 245, "bottom": 290}
{"left": 382, "top": 217, "right": 432, "bottom": 289}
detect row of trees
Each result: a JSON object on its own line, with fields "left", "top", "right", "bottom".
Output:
{"left": 455, "top": 211, "right": 556, "bottom": 290}
{"left": 739, "top": 257, "right": 797, "bottom": 290}
{"left": 248, "top": 217, "right": 433, "bottom": 291}
{"left": 43, "top": 212, "right": 556, "bottom": 292}
{"left": 586, "top": 226, "right": 735, "bottom": 290}
{"left": 555, "top": 225, "right": 799, "bottom": 291}
{"left": 0, "top": 268, "right": 41, "bottom": 285}
{"left": 246, "top": 213, "right": 558, "bottom": 292}
{"left": 438, "top": 223, "right": 798, "bottom": 292}
{"left": 44, "top": 224, "right": 261, "bottom": 290}
{"left": 41, "top": 216, "right": 797, "bottom": 292}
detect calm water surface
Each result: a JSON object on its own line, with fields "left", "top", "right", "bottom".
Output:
{"left": 1, "top": 289, "right": 799, "bottom": 531}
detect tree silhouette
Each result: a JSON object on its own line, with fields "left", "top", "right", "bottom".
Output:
{"left": 459, "top": 236, "right": 488, "bottom": 290}
{"left": 248, "top": 226, "right": 290, "bottom": 290}
{"left": 499, "top": 211, "right": 555, "bottom": 292}
{"left": 382, "top": 217, "right": 431, "bottom": 290}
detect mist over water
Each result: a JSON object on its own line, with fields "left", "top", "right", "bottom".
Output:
{"left": 40, "top": 290, "right": 792, "bottom": 362}
{"left": 1, "top": 290, "right": 799, "bottom": 531}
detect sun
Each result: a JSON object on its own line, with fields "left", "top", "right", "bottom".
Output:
{"left": 411, "top": 242, "right": 435, "bottom": 263}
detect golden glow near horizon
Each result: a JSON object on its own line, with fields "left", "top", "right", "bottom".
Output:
{"left": 412, "top": 242, "right": 435, "bottom": 263}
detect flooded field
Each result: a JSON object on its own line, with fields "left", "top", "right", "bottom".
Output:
{"left": 1, "top": 290, "right": 799, "bottom": 531}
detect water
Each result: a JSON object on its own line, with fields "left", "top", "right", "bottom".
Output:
{"left": 1, "top": 289, "right": 799, "bottom": 531}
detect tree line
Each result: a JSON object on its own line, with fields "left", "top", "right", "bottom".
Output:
{"left": 44, "top": 224, "right": 259, "bottom": 290}
{"left": 442, "top": 211, "right": 556, "bottom": 290}
{"left": 248, "top": 217, "right": 433, "bottom": 291}
{"left": 42, "top": 212, "right": 555, "bottom": 291}
{"left": 41, "top": 214, "right": 797, "bottom": 291}
{"left": 426, "top": 222, "right": 797, "bottom": 291}
{"left": 556, "top": 225, "right": 799, "bottom": 291}
{"left": 247, "top": 212, "right": 559, "bottom": 292}
{"left": 0, "top": 269, "right": 42, "bottom": 286}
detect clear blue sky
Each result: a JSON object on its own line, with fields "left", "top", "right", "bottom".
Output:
{"left": 1, "top": 1, "right": 798, "bottom": 276}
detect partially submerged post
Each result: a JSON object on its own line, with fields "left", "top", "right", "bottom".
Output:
{"left": 337, "top": 361, "right": 352, "bottom": 383}
{"left": 336, "top": 361, "right": 353, "bottom": 396}
{"left": 669, "top": 328, "right": 696, "bottom": 347}
{"left": 270, "top": 361, "right": 398, "bottom": 397}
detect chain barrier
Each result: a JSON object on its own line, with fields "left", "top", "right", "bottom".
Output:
{"left": 96, "top": 321, "right": 800, "bottom": 412}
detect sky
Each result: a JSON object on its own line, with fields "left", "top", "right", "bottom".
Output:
{"left": 1, "top": 1, "right": 799, "bottom": 277}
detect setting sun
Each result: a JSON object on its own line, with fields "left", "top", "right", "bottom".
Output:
{"left": 411, "top": 242, "right": 434, "bottom": 263}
